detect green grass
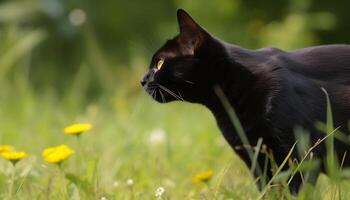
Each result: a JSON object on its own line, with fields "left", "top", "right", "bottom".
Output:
{"left": 0, "top": 79, "right": 255, "bottom": 199}
{"left": 0, "top": 15, "right": 350, "bottom": 199}
{"left": 1, "top": 76, "right": 350, "bottom": 200}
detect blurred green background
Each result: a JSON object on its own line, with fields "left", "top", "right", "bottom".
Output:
{"left": 1, "top": 0, "right": 350, "bottom": 199}
{"left": 1, "top": 0, "right": 349, "bottom": 98}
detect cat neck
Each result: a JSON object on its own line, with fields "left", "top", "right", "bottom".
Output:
{"left": 203, "top": 43, "right": 277, "bottom": 140}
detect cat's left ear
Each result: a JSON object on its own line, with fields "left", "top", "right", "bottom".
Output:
{"left": 177, "top": 9, "right": 207, "bottom": 51}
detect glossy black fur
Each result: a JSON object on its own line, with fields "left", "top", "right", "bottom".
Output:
{"left": 141, "top": 9, "right": 350, "bottom": 193}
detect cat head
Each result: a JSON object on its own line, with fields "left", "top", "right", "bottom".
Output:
{"left": 141, "top": 9, "right": 224, "bottom": 104}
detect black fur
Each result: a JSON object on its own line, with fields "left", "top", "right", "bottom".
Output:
{"left": 141, "top": 9, "right": 350, "bottom": 193}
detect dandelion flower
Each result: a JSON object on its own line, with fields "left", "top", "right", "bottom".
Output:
{"left": 1, "top": 151, "right": 27, "bottom": 165}
{"left": 0, "top": 145, "right": 14, "bottom": 153}
{"left": 42, "top": 145, "right": 74, "bottom": 164}
{"left": 64, "top": 123, "right": 92, "bottom": 135}
{"left": 192, "top": 170, "right": 214, "bottom": 183}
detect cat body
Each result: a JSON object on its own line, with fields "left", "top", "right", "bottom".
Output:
{"left": 141, "top": 9, "right": 350, "bottom": 193}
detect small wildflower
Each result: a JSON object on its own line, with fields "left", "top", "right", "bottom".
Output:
{"left": 0, "top": 145, "right": 14, "bottom": 153}
{"left": 1, "top": 151, "right": 27, "bottom": 165}
{"left": 126, "top": 178, "right": 134, "bottom": 186}
{"left": 192, "top": 170, "right": 214, "bottom": 183}
{"left": 63, "top": 123, "right": 92, "bottom": 136}
{"left": 42, "top": 145, "right": 74, "bottom": 164}
{"left": 113, "top": 181, "right": 120, "bottom": 188}
{"left": 69, "top": 9, "right": 87, "bottom": 26}
{"left": 155, "top": 186, "right": 165, "bottom": 199}
{"left": 100, "top": 197, "right": 108, "bottom": 200}
{"left": 147, "top": 128, "right": 166, "bottom": 145}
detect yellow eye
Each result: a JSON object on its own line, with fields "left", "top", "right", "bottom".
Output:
{"left": 156, "top": 59, "right": 164, "bottom": 70}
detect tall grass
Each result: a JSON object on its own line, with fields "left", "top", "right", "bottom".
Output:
{"left": 214, "top": 85, "right": 350, "bottom": 200}
{"left": 1, "top": 6, "right": 350, "bottom": 200}
{"left": 2, "top": 40, "right": 350, "bottom": 200}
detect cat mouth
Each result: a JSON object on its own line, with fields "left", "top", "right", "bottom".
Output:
{"left": 144, "top": 82, "right": 184, "bottom": 103}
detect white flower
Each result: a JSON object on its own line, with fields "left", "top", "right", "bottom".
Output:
{"left": 155, "top": 186, "right": 165, "bottom": 199}
{"left": 100, "top": 197, "right": 108, "bottom": 200}
{"left": 126, "top": 178, "right": 134, "bottom": 186}
{"left": 113, "top": 180, "right": 120, "bottom": 188}
{"left": 147, "top": 128, "right": 166, "bottom": 145}
{"left": 68, "top": 9, "right": 86, "bottom": 26}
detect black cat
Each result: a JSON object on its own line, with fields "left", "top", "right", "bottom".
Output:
{"left": 141, "top": 9, "right": 350, "bottom": 193}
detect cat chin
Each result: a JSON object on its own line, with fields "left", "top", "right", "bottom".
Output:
{"left": 152, "top": 96, "right": 177, "bottom": 104}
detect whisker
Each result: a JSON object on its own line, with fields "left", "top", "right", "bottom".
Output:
{"left": 151, "top": 89, "right": 156, "bottom": 99}
{"left": 184, "top": 80, "right": 195, "bottom": 85}
{"left": 154, "top": 89, "right": 158, "bottom": 100}
{"left": 158, "top": 84, "right": 184, "bottom": 101}
{"left": 158, "top": 86, "right": 178, "bottom": 100}
{"left": 176, "top": 89, "right": 184, "bottom": 100}
{"left": 159, "top": 89, "right": 166, "bottom": 103}
{"left": 147, "top": 84, "right": 159, "bottom": 89}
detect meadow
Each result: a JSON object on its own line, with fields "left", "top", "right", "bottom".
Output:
{"left": 2, "top": 0, "right": 350, "bottom": 199}
{"left": 0, "top": 68, "right": 255, "bottom": 199}
{"left": 2, "top": 60, "right": 350, "bottom": 200}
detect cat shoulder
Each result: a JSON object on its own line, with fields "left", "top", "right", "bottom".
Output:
{"left": 256, "top": 47, "right": 285, "bottom": 56}
{"left": 255, "top": 47, "right": 286, "bottom": 64}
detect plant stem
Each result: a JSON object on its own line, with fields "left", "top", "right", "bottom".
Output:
{"left": 57, "top": 164, "right": 68, "bottom": 198}
{"left": 76, "top": 135, "right": 87, "bottom": 165}
{"left": 7, "top": 163, "right": 16, "bottom": 199}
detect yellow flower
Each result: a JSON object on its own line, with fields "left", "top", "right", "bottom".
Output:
{"left": 192, "top": 170, "right": 214, "bottom": 183}
{"left": 1, "top": 151, "right": 27, "bottom": 164}
{"left": 64, "top": 123, "right": 92, "bottom": 135}
{"left": 0, "top": 145, "right": 14, "bottom": 153}
{"left": 42, "top": 145, "right": 74, "bottom": 164}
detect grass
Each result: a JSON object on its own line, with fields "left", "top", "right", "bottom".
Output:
{"left": 1, "top": 19, "right": 350, "bottom": 200}
{"left": 0, "top": 78, "right": 256, "bottom": 199}
{"left": 2, "top": 74, "right": 350, "bottom": 200}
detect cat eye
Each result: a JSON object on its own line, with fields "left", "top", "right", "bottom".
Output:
{"left": 156, "top": 59, "right": 164, "bottom": 70}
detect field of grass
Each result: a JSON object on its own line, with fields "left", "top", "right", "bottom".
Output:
{"left": 2, "top": 69, "right": 350, "bottom": 200}
{"left": 0, "top": 5, "right": 350, "bottom": 198}
{"left": 0, "top": 74, "right": 254, "bottom": 199}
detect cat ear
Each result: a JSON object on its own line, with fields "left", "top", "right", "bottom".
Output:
{"left": 177, "top": 9, "right": 206, "bottom": 51}
{"left": 177, "top": 9, "right": 201, "bottom": 35}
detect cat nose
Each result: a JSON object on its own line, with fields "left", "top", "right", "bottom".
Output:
{"left": 140, "top": 78, "right": 146, "bottom": 86}
{"left": 140, "top": 73, "right": 149, "bottom": 86}
{"left": 141, "top": 71, "right": 154, "bottom": 86}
